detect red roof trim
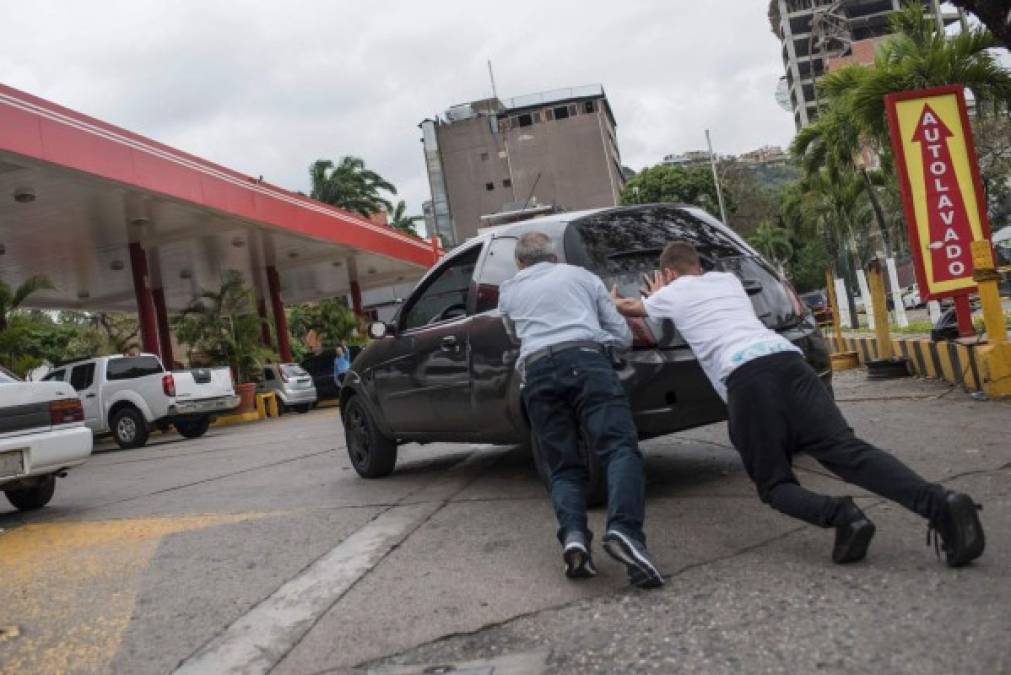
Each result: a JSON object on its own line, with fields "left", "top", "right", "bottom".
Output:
{"left": 0, "top": 83, "right": 435, "bottom": 267}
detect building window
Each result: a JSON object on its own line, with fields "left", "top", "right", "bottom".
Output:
{"left": 568, "top": 104, "right": 577, "bottom": 116}
{"left": 485, "top": 182, "right": 495, "bottom": 191}
{"left": 480, "top": 152, "right": 489, "bottom": 161}
{"left": 544, "top": 108, "right": 554, "bottom": 121}
{"left": 584, "top": 100, "right": 595, "bottom": 114}
{"left": 553, "top": 105, "right": 570, "bottom": 120}
{"left": 502, "top": 178, "right": 512, "bottom": 188}
{"left": 517, "top": 113, "right": 533, "bottom": 127}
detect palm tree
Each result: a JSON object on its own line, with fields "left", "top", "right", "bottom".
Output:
{"left": 388, "top": 200, "right": 421, "bottom": 237}
{"left": 0, "top": 275, "right": 54, "bottom": 332}
{"left": 749, "top": 221, "right": 794, "bottom": 272}
{"left": 174, "top": 271, "right": 274, "bottom": 382}
{"left": 309, "top": 156, "right": 397, "bottom": 218}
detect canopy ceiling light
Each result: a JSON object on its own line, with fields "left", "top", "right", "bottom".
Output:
{"left": 109, "top": 260, "right": 125, "bottom": 271}
{"left": 179, "top": 269, "right": 193, "bottom": 279}
{"left": 231, "top": 236, "right": 245, "bottom": 248}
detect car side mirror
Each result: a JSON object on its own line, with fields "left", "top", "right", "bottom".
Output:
{"left": 368, "top": 321, "right": 396, "bottom": 339}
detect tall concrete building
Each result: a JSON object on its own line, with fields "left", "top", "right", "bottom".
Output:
{"left": 769, "top": 0, "right": 944, "bottom": 129}
{"left": 420, "top": 85, "right": 623, "bottom": 244}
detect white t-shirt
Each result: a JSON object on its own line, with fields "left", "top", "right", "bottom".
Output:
{"left": 642, "top": 271, "right": 800, "bottom": 401}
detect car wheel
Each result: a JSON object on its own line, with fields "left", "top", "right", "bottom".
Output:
{"left": 4, "top": 475, "right": 56, "bottom": 511}
{"left": 175, "top": 417, "right": 211, "bottom": 439}
{"left": 111, "top": 406, "right": 149, "bottom": 449}
{"left": 530, "top": 433, "right": 606, "bottom": 508}
{"left": 343, "top": 396, "right": 397, "bottom": 478}
{"left": 295, "top": 404, "right": 312, "bottom": 414}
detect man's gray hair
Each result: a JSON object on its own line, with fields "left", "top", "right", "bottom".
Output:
{"left": 515, "top": 231, "right": 557, "bottom": 266}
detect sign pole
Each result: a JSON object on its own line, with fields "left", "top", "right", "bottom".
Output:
{"left": 953, "top": 294, "right": 974, "bottom": 337}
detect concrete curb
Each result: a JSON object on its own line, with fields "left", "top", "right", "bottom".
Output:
{"left": 835, "top": 334, "right": 983, "bottom": 391}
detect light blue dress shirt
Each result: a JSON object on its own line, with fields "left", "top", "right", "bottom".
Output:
{"left": 498, "top": 262, "right": 632, "bottom": 368}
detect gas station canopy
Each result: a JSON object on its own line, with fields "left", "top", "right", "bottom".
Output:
{"left": 0, "top": 83, "right": 436, "bottom": 316}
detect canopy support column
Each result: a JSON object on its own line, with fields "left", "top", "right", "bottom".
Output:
{"left": 266, "top": 265, "right": 292, "bottom": 363}
{"left": 151, "top": 287, "right": 174, "bottom": 367}
{"left": 128, "top": 242, "right": 160, "bottom": 357}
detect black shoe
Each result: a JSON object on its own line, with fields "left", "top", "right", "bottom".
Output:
{"left": 562, "top": 533, "right": 597, "bottom": 579}
{"left": 602, "top": 530, "right": 664, "bottom": 588}
{"left": 832, "top": 497, "right": 876, "bottom": 564}
{"left": 928, "top": 491, "right": 985, "bottom": 567}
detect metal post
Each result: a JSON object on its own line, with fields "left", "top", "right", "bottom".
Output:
{"left": 824, "top": 268, "right": 844, "bottom": 352}
{"left": 705, "top": 129, "right": 729, "bottom": 224}
{"left": 265, "top": 266, "right": 292, "bottom": 363}
{"left": 971, "top": 241, "right": 1006, "bottom": 344}
{"left": 151, "top": 287, "right": 174, "bottom": 367}
{"left": 128, "top": 242, "right": 160, "bottom": 356}
{"left": 867, "top": 259, "right": 894, "bottom": 360}
{"left": 349, "top": 280, "right": 364, "bottom": 318}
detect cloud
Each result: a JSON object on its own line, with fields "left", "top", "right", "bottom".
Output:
{"left": 0, "top": 1, "right": 796, "bottom": 215}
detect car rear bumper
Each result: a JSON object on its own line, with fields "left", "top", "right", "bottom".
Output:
{"left": 278, "top": 388, "right": 318, "bottom": 405}
{"left": 622, "top": 326, "right": 832, "bottom": 440}
{"left": 168, "top": 395, "right": 241, "bottom": 417}
{"left": 0, "top": 424, "right": 93, "bottom": 487}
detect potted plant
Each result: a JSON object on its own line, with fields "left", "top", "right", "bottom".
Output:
{"left": 175, "top": 271, "right": 275, "bottom": 413}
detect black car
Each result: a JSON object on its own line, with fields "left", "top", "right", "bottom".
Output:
{"left": 340, "top": 205, "right": 831, "bottom": 501}
{"left": 301, "top": 346, "right": 362, "bottom": 401}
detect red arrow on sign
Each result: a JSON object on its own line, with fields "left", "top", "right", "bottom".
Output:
{"left": 910, "top": 103, "right": 974, "bottom": 283}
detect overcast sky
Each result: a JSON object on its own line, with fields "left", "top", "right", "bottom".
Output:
{"left": 1, "top": 1, "right": 797, "bottom": 219}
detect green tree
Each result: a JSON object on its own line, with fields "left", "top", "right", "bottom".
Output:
{"left": 288, "top": 298, "right": 359, "bottom": 350}
{"left": 0, "top": 275, "right": 54, "bottom": 332}
{"left": 309, "top": 156, "right": 396, "bottom": 218}
{"left": 947, "top": 1, "right": 1011, "bottom": 51}
{"left": 174, "top": 271, "right": 275, "bottom": 383}
{"left": 619, "top": 164, "right": 734, "bottom": 219}
{"left": 388, "top": 200, "right": 421, "bottom": 237}
{"left": 790, "top": 238, "right": 832, "bottom": 293}
{"left": 749, "top": 221, "right": 794, "bottom": 270}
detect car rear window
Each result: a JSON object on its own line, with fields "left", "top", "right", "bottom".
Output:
{"left": 281, "top": 364, "right": 308, "bottom": 377}
{"left": 0, "top": 367, "right": 17, "bottom": 383}
{"left": 106, "top": 356, "right": 164, "bottom": 381}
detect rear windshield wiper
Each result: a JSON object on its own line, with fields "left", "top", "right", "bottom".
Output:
{"left": 606, "top": 247, "right": 663, "bottom": 259}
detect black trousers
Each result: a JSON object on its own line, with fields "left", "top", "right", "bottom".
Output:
{"left": 726, "top": 352, "right": 943, "bottom": 527}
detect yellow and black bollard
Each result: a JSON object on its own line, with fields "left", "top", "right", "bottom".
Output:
{"left": 864, "top": 258, "right": 909, "bottom": 378}
{"left": 971, "top": 241, "right": 1011, "bottom": 398}
{"left": 824, "top": 269, "right": 860, "bottom": 371}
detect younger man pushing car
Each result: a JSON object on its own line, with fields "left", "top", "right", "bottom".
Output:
{"left": 611, "top": 240, "right": 985, "bottom": 567}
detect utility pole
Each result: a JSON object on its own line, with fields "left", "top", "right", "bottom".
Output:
{"left": 705, "top": 129, "right": 729, "bottom": 224}
{"left": 487, "top": 60, "right": 499, "bottom": 100}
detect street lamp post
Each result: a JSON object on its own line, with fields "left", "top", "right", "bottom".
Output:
{"left": 705, "top": 129, "right": 729, "bottom": 224}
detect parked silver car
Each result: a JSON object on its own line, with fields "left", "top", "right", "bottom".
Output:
{"left": 259, "top": 364, "right": 317, "bottom": 414}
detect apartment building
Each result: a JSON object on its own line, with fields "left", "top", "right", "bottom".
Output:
{"left": 420, "top": 85, "right": 624, "bottom": 244}
{"left": 769, "top": 0, "right": 942, "bottom": 129}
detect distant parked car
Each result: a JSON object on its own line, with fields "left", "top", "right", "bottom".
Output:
{"left": 300, "top": 346, "right": 363, "bottom": 401}
{"left": 799, "top": 289, "right": 833, "bottom": 324}
{"left": 43, "top": 354, "right": 239, "bottom": 449}
{"left": 259, "top": 363, "right": 317, "bottom": 413}
{"left": 1, "top": 367, "right": 93, "bottom": 511}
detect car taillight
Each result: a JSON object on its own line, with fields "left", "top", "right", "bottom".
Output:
{"left": 50, "top": 398, "right": 84, "bottom": 424}
{"left": 783, "top": 281, "right": 808, "bottom": 319}
{"left": 628, "top": 317, "right": 657, "bottom": 348}
{"left": 162, "top": 373, "right": 176, "bottom": 397}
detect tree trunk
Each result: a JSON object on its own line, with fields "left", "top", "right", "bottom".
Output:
{"left": 861, "top": 169, "right": 893, "bottom": 258}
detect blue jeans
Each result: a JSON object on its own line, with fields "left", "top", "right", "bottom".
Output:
{"left": 522, "top": 347, "right": 646, "bottom": 546}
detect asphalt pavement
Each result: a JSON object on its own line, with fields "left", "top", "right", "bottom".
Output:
{"left": 1, "top": 371, "right": 1008, "bottom": 675}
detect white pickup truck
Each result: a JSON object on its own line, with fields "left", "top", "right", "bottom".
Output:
{"left": 1, "top": 367, "right": 93, "bottom": 511}
{"left": 43, "top": 354, "right": 240, "bottom": 449}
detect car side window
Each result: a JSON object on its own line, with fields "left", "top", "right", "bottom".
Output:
{"left": 475, "top": 237, "right": 519, "bottom": 314}
{"left": 44, "top": 369, "right": 67, "bottom": 382}
{"left": 401, "top": 245, "right": 482, "bottom": 330}
{"left": 69, "top": 363, "right": 96, "bottom": 391}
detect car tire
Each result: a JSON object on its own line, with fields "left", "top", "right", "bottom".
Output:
{"left": 530, "top": 433, "right": 607, "bottom": 508}
{"left": 111, "top": 406, "right": 149, "bottom": 449}
{"left": 295, "top": 404, "right": 312, "bottom": 414}
{"left": 4, "top": 474, "right": 56, "bottom": 511}
{"left": 343, "top": 396, "right": 398, "bottom": 478}
{"left": 175, "top": 416, "right": 211, "bottom": 439}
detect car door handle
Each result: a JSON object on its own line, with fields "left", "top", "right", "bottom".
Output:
{"left": 85, "top": 393, "right": 97, "bottom": 399}
{"left": 440, "top": 336, "right": 459, "bottom": 351}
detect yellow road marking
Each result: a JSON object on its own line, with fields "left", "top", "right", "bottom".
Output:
{"left": 0, "top": 513, "right": 263, "bottom": 675}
